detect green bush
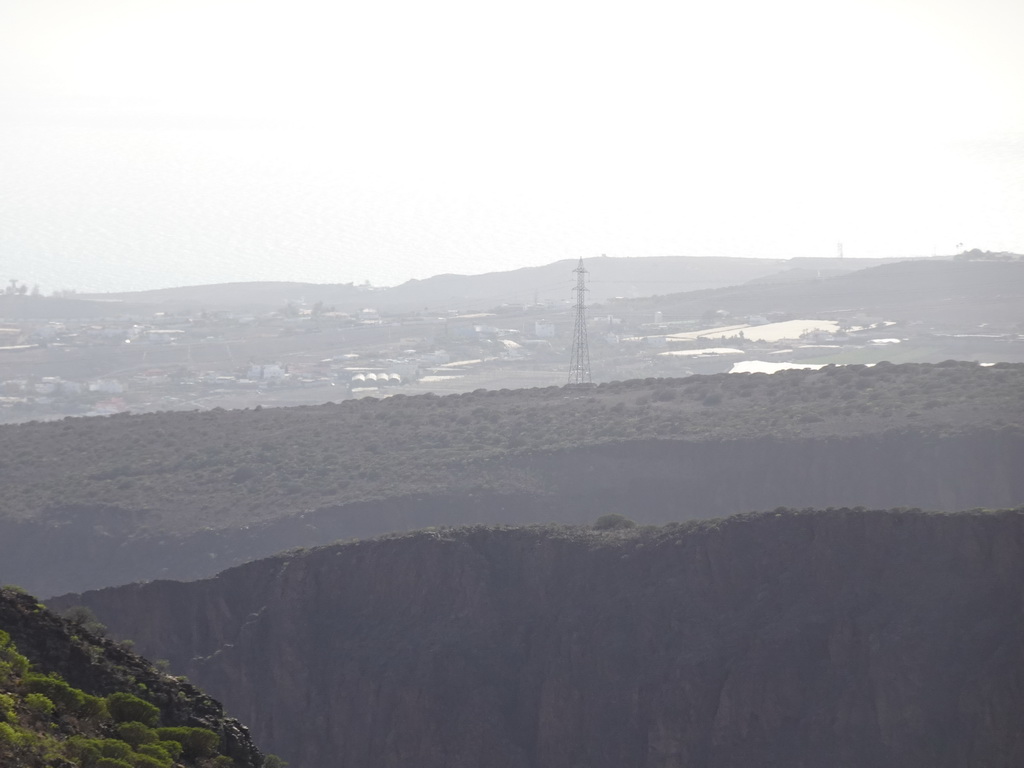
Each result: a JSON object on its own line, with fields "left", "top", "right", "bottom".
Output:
{"left": 105, "top": 692, "right": 159, "bottom": 726}
{"left": 96, "top": 738, "right": 133, "bottom": 760}
{"left": 133, "top": 754, "right": 169, "bottom": 768}
{"left": 115, "top": 721, "right": 157, "bottom": 748}
{"left": 0, "top": 631, "right": 30, "bottom": 679}
{"left": 64, "top": 735, "right": 102, "bottom": 764}
{"left": 156, "top": 739, "right": 183, "bottom": 760}
{"left": 24, "top": 672, "right": 85, "bottom": 712}
{"left": 79, "top": 693, "right": 108, "bottom": 719}
{"left": 62, "top": 605, "right": 108, "bottom": 636}
{"left": 95, "top": 759, "right": 133, "bottom": 768}
{"left": 155, "top": 726, "right": 219, "bottom": 759}
{"left": 0, "top": 692, "right": 14, "bottom": 722}
{"left": 3, "top": 651, "right": 30, "bottom": 677}
{"left": 0, "top": 721, "right": 23, "bottom": 746}
{"left": 24, "top": 692, "right": 55, "bottom": 717}
{"left": 136, "top": 742, "right": 174, "bottom": 766}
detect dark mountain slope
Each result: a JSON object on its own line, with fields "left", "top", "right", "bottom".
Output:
{"left": 0, "top": 586, "right": 265, "bottom": 767}
{"left": 616, "top": 260, "right": 1024, "bottom": 328}
{"left": 53, "top": 508, "right": 1024, "bottom": 768}
{"left": 2, "top": 361, "right": 1022, "bottom": 596}
{"left": 373, "top": 254, "right": 894, "bottom": 309}
{"left": 0, "top": 294, "right": 151, "bottom": 320}
{"left": 78, "top": 280, "right": 365, "bottom": 315}
{"left": 76, "top": 255, "right": 900, "bottom": 314}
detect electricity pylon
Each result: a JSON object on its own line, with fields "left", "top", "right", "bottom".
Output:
{"left": 567, "top": 256, "right": 592, "bottom": 385}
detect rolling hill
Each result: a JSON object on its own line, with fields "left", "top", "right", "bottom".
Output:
{"left": 68, "top": 255, "right": 905, "bottom": 315}
{"left": 610, "top": 260, "right": 1024, "bottom": 329}
{"left": 1, "top": 361, "right": 1022, "bottom": 595}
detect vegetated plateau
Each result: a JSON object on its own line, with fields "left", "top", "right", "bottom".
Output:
{"left": 52, "top": 507, "right": 1024, "bottom": 768}
{"left": 0, "top": 585, "right": 267, "bottom": 767}
{"left": 2, "top": 361, "right": 1023, "bottom": 596}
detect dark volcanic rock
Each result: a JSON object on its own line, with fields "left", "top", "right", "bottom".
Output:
{"left": 54, "top": 508, "right": 1024, "bottom": 768}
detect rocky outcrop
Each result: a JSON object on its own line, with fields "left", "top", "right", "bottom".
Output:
{"left": 6, "top": 427, "right": 1024, "bottom": 597}
{"left": 53, "top": 508, "right": 1024, "bottom": 768}
{"left": 0, "top": 587, "right": 265, "bottom": 767}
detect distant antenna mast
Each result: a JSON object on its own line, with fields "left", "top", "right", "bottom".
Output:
{"left": 837, "top": 242, "right": 844, "bottom": 259}
{"left": 567, "top": 256, "right": 592, "bottom": 385}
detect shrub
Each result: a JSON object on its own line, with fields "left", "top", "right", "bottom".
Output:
{"left": 96, "top": 738, "right": 133, "bottom": 760}
{"left": 133, "top": 754, "right": 170, "bottom": 768}
{"left": 0, "top": 632, "right": 30, "bottom": 679}
{"left": 95, "top": 759, "right": 133, "bottom": 768}
{"left": 79, "top": 693, "right": 108, "bottom": 719}
{"left": 593, "top": 513, "right": 637, "bottom": 531}
{"left": 155, "top": 727, "right": 219, "bottom": 759}
{"left": 136, "top": 742, "right": 174, "bottom": 766}
{"left": 156, "top": 740, "right": 183, "bottom": 760}
{"left": 115, "top": 721, "right": 157, "bottom": 748}
{"left": 62, "top": 605, "right": 108, "bottom": 636}
{"left": 105, "top": 693, "right": 160, "bottom": 726}
{"left": 0, "top": 692, "right": 14, "bottom": 722}
{"left": 24, "top": 672, "right": 85, "bottom": 712}
{"left": 64, "top": 735, "right": 102, "bottom": 763}
{"left": 25, "top": 692, "right": 55, "bottom": 717}
{"left": 0, "top": 721, "right": 23, "bottom": 746}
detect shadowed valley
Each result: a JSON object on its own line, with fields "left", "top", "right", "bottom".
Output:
{"left": 2, "top": 361, "right": 1022, "bottom": 596}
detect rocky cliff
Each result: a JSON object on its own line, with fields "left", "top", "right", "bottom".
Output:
{"left": 0, "top": 586, "right": 266, "bottom": 767}
{"left": 53, "top": 508, "right": 1024, "bottom": 768}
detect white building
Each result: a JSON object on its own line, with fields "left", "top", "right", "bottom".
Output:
{"left": 89, "top": 379, "right": 125, "bottom": 394}
{"left": 534, "top": 321, "right": 556, "bottom": 338}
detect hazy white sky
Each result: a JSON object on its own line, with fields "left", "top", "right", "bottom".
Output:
{"left": 1, "top": 0, "right": 1022, "bottom": 292}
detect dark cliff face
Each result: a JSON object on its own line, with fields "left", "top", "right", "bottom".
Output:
{"left": 7, "top": 427, "right": 1024, "bottom": 597}
{"left": 54, "top": 509, "right": 1024, "bottom": 768}
{"left": 0, "top": 587, "right": 265, "bottom": 767}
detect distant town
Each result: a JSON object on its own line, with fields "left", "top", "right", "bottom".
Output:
{"left": 1, "top": 253, "right": 1022, "bottom": 424}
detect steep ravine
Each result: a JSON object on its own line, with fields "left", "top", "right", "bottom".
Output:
{"left": 53, "top": 508, "right": 1024, "bottom": 768}
{"left": 8, "top": 428, "right": 1024, "bottom": 597}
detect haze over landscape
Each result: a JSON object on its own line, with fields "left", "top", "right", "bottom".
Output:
{"left": 2, "top": 0, "right": 1023, "bottom": 292}
{"left": 2, "top": 2, "right": 1024, "bottom": 768}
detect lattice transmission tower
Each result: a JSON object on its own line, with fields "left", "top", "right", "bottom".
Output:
{"left": 567, "top": 256, "right": 592, "bottom": 385}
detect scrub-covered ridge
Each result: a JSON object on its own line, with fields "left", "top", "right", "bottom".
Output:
{"left": 2, "top": 361, "right": 1022, "bottom": 595}
{"left": 0, "top": 586, "right": 267, "bottom": 767}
